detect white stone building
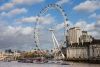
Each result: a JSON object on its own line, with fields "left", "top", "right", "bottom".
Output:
{"left": 68, "top": 27, "right": 82, "bottom": 45}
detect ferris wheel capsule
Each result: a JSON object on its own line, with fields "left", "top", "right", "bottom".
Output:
{"left": 34, "top": 4, "right": 69, "bottom": 58}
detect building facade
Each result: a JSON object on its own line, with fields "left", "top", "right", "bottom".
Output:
{"left": 68, "top": 27, "right": 82, "bottom": 45}
{"left": 63, "top": 27, "right": 100, "bottom": 63}
{"left": 79, "top": 31, "right": 93, "bottom": 43}
{"left": 0, "top": 51, "right": 21, "bottom": 61}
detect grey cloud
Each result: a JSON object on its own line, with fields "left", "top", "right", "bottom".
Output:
{"left": 73, "top": 0, "right": 100, "bottom": 12}
{"left": 0, "top": 24, "right": 35, "bottom": 50}
{"left": 0, "top": 0, "right": 45, "bottom": 11}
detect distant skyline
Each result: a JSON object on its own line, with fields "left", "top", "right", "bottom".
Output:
{"left": 0, "top": 0, "right": 100, "bottom": 50}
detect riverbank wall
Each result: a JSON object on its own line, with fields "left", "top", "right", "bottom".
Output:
{"left": 63, "top": 42, "right": 100, "bottom": 63}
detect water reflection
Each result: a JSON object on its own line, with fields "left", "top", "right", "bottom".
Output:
{"left": 0, "top": 61, "right": 100, "bottom": 67}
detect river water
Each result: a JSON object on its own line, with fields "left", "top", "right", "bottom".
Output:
{"left": 0, "top": 61, "right": 100, "bottom": 67}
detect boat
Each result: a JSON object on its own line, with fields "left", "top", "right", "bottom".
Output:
{"left": 47, "top": 60, "right": 69, "bottom": 65}
{"left": 18, "top": 58, "right": 33, "bottom": 63}
{"left": 47, "top": 60, "right": 63, "bottom": 64}
{"left": 60, "top": 61, "right": 69, "bottom": 65}
{"left": 33, "top": 58, "right": 48, "bottom": 64}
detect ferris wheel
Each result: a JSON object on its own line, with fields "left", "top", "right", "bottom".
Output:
{"left": 34, "top": 4, "right": 69, "bottom": 58}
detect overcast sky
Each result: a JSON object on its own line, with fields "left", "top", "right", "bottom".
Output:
{"left": 0, "top": 0, "right": 100, "bottom": 51}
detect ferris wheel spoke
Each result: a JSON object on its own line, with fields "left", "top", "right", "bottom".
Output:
{"left": 34, "top": 4, "right": 69, "bottom": 59}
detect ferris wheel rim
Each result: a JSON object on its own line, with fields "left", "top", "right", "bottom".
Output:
{"left": 34, "top": 4, "right": 69, "bottom": 50}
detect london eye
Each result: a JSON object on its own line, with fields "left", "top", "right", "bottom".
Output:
{"left": 34, "top": 4, "right": 69, "bottom": 59}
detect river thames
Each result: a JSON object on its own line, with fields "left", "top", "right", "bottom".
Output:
{"left": 0, "top": 61, "right": 100, "bottom": 67}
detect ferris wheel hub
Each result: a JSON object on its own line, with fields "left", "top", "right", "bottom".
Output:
{"left": 34, "top": 4, "right": 69, "bottom": 59}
